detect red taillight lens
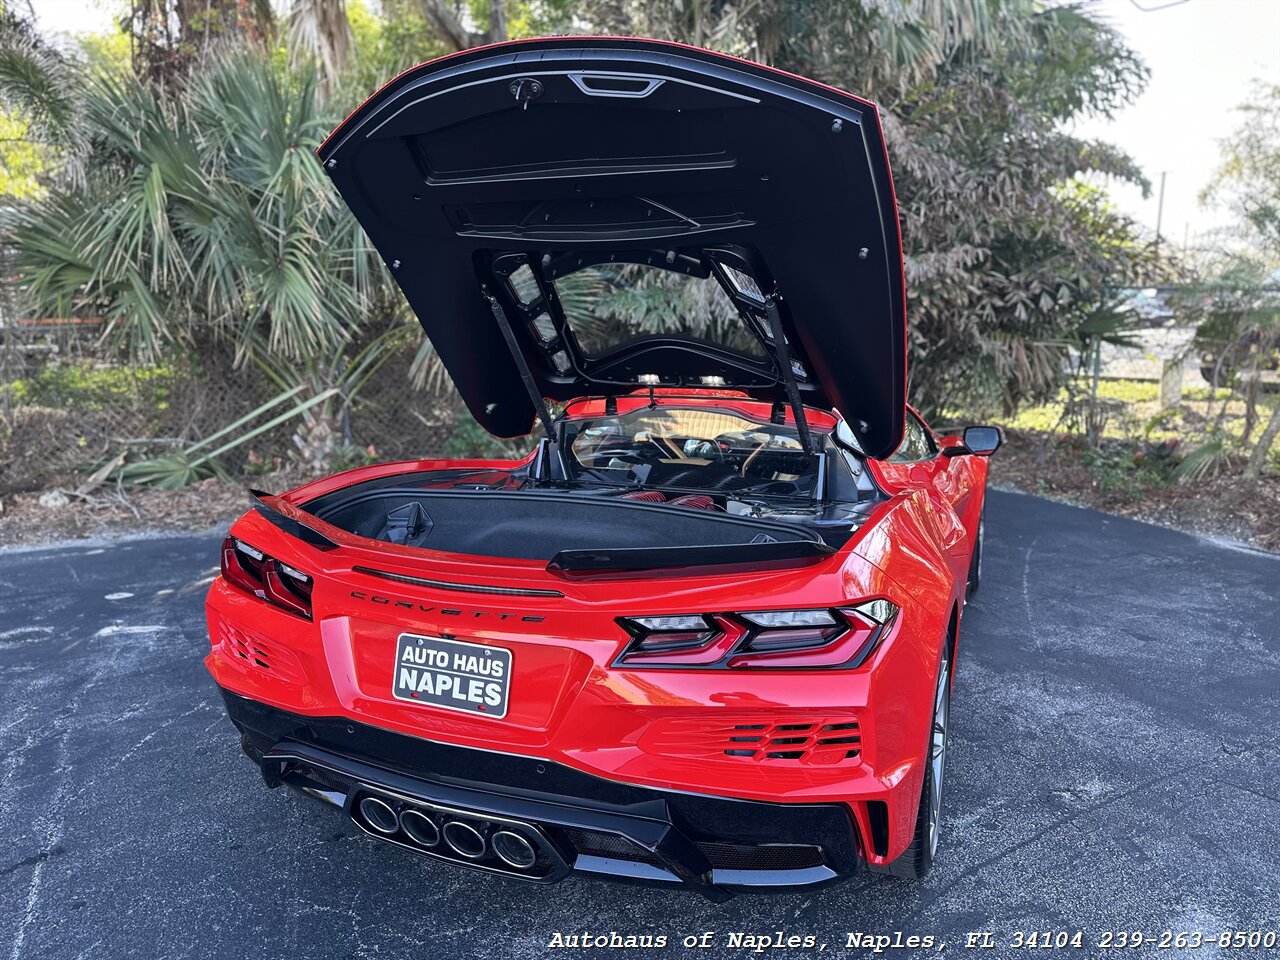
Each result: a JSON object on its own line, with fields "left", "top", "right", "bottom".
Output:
{"left": 262, "top": 561, "right": 313, "bottom": 619}
{"left": 617, "top": 616, "right": 746, "bottom": 666}
{"left": 615, "top": 602, "right": 898, "bottom": 670}
{"left": 726, "top": 615, "right": 872, "bottom": 669}
{"left": 221, "top": 536, "right": 265, "bottom": 596}
{"left": 220, "top": 536, "right": 313, "bottom": 620}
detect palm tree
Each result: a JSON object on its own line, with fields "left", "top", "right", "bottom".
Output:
{"left": 8, "top": 54, "right": 412, "bottom": 478}
{"left": 288, "top": 0, "right": 354, "bottom": 92}
{"left": 0, "top": 9, "right": 85, "bottom": 183}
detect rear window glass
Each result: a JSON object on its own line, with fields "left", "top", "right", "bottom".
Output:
{"left": 566, "top": 405, "right": 820, "bottom": 497}
{"left": 553, "top": 264, "right": 767, "bottom": 359}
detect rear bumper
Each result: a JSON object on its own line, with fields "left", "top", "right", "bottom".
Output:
{"left": 220, "top": 689, "right": 863, "bottom": 898}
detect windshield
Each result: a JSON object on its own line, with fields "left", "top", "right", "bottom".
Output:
{"left": 564, "top": 406, "right": 823, "bottom": 499}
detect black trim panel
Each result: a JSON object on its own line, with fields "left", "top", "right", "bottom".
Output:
{"left": 218, "top": 689, "right": 863, "bottom": 888}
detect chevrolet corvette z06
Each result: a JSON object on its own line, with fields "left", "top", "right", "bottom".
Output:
{"left": 205, "top": 36, "right": 1001, "bottom": 899}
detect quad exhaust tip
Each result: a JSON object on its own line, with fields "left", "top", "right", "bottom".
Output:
{"left": 351, "top": 790, "right": 561, "bottom": 878}
{"left": 399, "top": 809, "right": 440, "bottom": 848}
{"left": 358, "top": 796, "right": 399, "bottom": 835}
{"left": 491, "top": 829, "right": 537, "bottom": 869}
{"left": 441, "top": 820, "right": 488, "bottom": 860}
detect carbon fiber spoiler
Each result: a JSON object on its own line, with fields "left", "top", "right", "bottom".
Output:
{"left": 547, "top": 539, "right": 835, "bottom": 575}
{"left": 249, "top": 490, "right": 339, "bottom": 550}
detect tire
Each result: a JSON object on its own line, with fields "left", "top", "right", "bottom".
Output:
{"left": 965, "top": 511, "right": 984, "bottom": 599}
{"left": 873, "top": 636, "right": 953, "bottom": 879}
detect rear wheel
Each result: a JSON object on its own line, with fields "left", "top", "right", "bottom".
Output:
{"left": 874, "top": 638, "right": 953, "bottom": 879}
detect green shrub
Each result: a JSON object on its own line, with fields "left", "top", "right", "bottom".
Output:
{"left": 6, "top": 360, "right": 173, "bottom": 412}
{"left": 1082, "top": 439, "right": 1178, "bottom": 500}
{"left": 442, "top": 416, "right": 531, "bottom": 460}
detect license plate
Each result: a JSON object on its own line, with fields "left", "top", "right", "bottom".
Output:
{"left": 392, "top": 634, "right": 511, "bottom": 718}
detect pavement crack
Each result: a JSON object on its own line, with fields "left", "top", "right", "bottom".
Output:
{"left": 1021, "top": 534, "right": 1042, "bottom": 649}
{"left": 0, "top": 846, "right": 64, "bottom": 879}
{"left": 1218, "top": 778, "right": 1280, "bottom": 807}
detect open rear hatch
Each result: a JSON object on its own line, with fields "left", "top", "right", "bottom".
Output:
{"left": 317, "top": 37, "right": 906, "bottom": 459}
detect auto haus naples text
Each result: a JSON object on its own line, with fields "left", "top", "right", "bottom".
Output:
{"left": 397, "top": 642, "right": 504, "bottom": 707}
{"left": 546, "top": 931, "right": 942, "bottom": 951}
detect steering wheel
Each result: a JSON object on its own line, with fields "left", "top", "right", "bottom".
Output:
{"left": 682, "top": 438, "right": 727, "bottom": 462}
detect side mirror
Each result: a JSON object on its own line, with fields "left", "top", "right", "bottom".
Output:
{"left": 962, "top": 425, "right": 1002, "bottom": 456}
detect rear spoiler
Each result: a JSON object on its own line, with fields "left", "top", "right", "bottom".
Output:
{"left": 249, "top": 490, "right": 339, "bottom": 550}
{"left": 547, "top": 539, "right": 835, "bottom": 575}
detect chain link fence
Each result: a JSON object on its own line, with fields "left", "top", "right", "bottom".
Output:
{"left": 0, "top": 319, "right": 485, "bottom": 498}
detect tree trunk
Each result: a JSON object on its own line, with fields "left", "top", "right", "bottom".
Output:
{"left": 1243, "top": 399, "right": 1280, "bottom": 480}
{"left": 1241, "top": 371, "right": 1260, "bottom": 446}
{"left": 131, "top": 0, "right": 272, "bottom": 84}
{"left": 419, "top": 0, "right": 474, "bottom": 50}
{"left": 289, "top": 0, "right": 353, "bottom": 90}
{"left": 487, "top": 0, "right": 507, "bottom": 44}
{"left": 419, "top": 0, "right": 507, "bottom": 51}
{"left": 1086, "top": 339, "right": 1102, "bottom": 449}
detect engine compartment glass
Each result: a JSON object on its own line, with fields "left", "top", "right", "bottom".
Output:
{"left": 565, "top": 406, "right": 822, "bottom": 498}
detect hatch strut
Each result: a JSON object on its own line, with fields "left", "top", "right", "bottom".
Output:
{"left": 483, "top": 287, "right": 558, "bottom": 443}
{"left": 762, "top": 293, "right": 816, "bottom": 456}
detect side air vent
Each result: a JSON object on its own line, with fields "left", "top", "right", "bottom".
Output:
{"left": 215, "top": 617, "right": 304, "bottom": 683}
{"left": 639, "top": 716, "right": 862, "bottom": 765}
{"left": 866, "top": 800, "right": 890, "bottom": 858}
{"left": 229, "top": 630, "right": 270, "bottom": 670}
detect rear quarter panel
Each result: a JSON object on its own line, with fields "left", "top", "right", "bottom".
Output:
{"left": 852, "top": 494, "right": 962, "bottom": 853}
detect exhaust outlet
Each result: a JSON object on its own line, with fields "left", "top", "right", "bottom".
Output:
{"left": 399, "top": 809, "right": 440, "bottom": 848}
{"left": 441, "top": 820, "right": 487, "bottom": 860}
{"left": 346, "top": 784, "right": 570, "bottom": 881}
{"left": 491, "top": 829, "right": 538, "bottom": 869}
{"left": 358, "top": 796, "right": 399, "bottom": 835}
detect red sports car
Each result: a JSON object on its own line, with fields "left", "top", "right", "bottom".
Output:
{"left": 206, "top": 37, "right": 1000, "bottom": 899}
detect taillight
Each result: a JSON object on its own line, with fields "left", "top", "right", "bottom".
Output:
{"left": 220, "top": 536, "right": 313, "bottom": 620}
{"left": 617, "top": 615, "right": 746, "bottom": 666}
{"left": 221, "top": 537, "right": 265, "bottom": 596}
{"left": 614, "top": 601, "right": 898, "bottom": 670}
{"left": 262, "top": 561, "right": 313, "bottom": 619}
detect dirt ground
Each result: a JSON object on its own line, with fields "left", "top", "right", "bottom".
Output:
{"left": 0, "top": 473, "right": 285, "bottom": 548}
{"left": 1, "top": 443, "right": 1276, "bottom": 553}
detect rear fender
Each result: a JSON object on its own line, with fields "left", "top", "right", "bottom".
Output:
{"left": 851, "top": 496, "right": 958, "bottom": 859}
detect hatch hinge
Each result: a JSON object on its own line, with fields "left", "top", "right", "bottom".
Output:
{"left": 762, "top": 293, "right": 816, "bottom": 457}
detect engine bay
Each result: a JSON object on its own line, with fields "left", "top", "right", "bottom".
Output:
{"left": 299, "top": 405, "right": 883, "bottom": 563}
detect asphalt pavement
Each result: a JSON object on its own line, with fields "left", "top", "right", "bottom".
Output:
{"left": 2, "top": 490, "right": 1278, "bottom": 959}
